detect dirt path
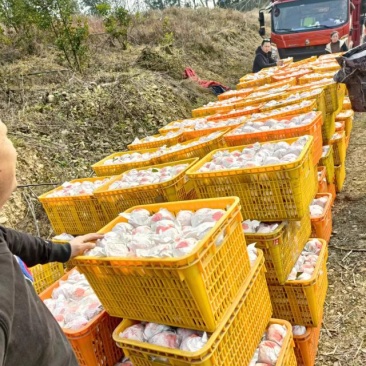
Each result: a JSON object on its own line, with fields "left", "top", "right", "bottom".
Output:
{"left": 318, "top": 113, "right": 366, "bottom": 365}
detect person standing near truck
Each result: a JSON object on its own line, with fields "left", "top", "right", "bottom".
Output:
{"left": 325, "top": 31, "right": 348, "bottom": 53}
{"left": 252, "top": 39, "right": 284, "bottom": 73}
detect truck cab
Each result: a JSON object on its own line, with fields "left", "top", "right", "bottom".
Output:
{"left": 259, "top": 0, "right": 364, "bottom": 60}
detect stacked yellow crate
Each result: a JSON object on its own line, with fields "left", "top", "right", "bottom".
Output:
{"left": 185, "top": 56, "right": 335, "bottom": 365}
{"left": 38, "top": 52, "right": 356, "bottom": 365}
{"left": 71, "top": 197, "right": 289, "bottom": 365}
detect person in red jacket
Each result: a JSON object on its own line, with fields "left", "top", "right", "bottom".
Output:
{"left": 0, "top": 120, "right": 103, "bottom": 365}
{"left": 252, "top": 39, "right": 283, "bottom": 73}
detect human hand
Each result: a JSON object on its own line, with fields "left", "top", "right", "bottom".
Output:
{"left": 277, "top": 60, "right": 284, "bottom": 66}
{"left": 69, "top": 233, "right": 104, "bottom": 258}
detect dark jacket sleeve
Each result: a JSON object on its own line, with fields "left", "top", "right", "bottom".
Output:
{"left": 0, "top": 226, "right": 72, "bottom": 267}
{"left": 268, "top": 53, "right": 276, "bottom": 64}
{"left": 341, "top": 43, "right": 348, "bottom": 52}
{"left": 254, "top": 54, "right": 276, "bottom": 71}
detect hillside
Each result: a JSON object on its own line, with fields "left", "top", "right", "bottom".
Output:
{"left": 0, "top": 7, "right": 262, "bottom": 233}
{"left": 1, "top": 6, "right": 366, "bottom": 366}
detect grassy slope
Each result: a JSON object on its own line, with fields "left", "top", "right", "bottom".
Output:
{"left": 0, "top": 7, "right": 262, "bottom": 235}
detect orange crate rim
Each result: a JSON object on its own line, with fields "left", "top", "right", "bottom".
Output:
{"left": 310, "top": 193, "right": 333, "bottom": 243}
{"left": 127, "top": 131, "right": 183, "bottom": 151}
{"left": 223, "top": 111, "right": 322, "bottom": 164}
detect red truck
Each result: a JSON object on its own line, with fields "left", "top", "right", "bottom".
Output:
{"left": 258, "top": 0, "right": 366, "bottom": 60}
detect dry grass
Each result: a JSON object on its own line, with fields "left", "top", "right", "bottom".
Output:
{"left": 0, "top": 7, "right": 261, "bottom": 233}
{"left": 128, "top": 7, "right": 262, "bottom": 83}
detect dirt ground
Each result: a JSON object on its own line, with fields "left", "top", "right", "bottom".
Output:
{"left": 318, "top": 112, "right": 366, "bottom": 365}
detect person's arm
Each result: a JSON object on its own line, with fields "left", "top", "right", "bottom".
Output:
{"left": 255, "top": 54, "right": 277, "bottom": 70}
{"left": 341, "top": 43, "right": 348, "bottom": 52}
{"left": 0, "top": 226, "right": 101, "bottom": 267}
{"left": 268, "top": 54, "right": 277, "bottom": 64}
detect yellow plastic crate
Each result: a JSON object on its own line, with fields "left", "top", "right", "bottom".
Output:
{"left": 342, "top": 96, "right": 352, "bottom": 110}
{"left": 237, "top": 75, "right": 272, "bottom": 88}
{"left": 319, "top": 145, "right": 335, "bottom": 184}
{"left": 287, "top": 56, "right": 317, "bottom": 67}
{"left": 72, "top": 197, "right": 251, "bottom": 332}
{"left": 127, "top": 132, "right": 183, "bottom": 151}
{"left": 336, "top": 109, "right": 354, "bottom": 137}
{"left": 182, "top": 122, "right": 240, "bottom": 141}
{"left": 318, "top": 52, "right": 343, "bottom": 60}
{"left": 269, "top": 239, "right": 328, "bottom": 326}
{"left": 322, "top": 112, "right": 336, "bottom": 143}
{"left": 217, "top": 87, "right": 254, "bottom": 101}
{"left": 298, "top": 72, "right": 335, "bottom": 85}
{"left": 294, "top": 318, "right": 322, "bottom": 366}
{"left": 260, "top": 90, "right": 324, "bottom": 116}
{"left": 329, "top": 131, "right": 346, "bottom": 165}
{"left": 335, "top": 163, "right": 346, "bottom": 192}
{"left": 292, "top": 81, "right": 345, "bottom": 115}
{"left": 271, "top": 69, "right": 314, "bottom": 83}
{"left": 221, "top": 77, "right": 295, "bottom": 101}
{"left": 335, "top": 120, "right": 345, "bottom": 132}
{"left": 311, "top": 64, "right": 340, "bottom": 72}
{"left": 346, "top": 134, "right": 351, "bottom": 149}
{"left": 346, "top": 117, "right": 353, "bottom": 138}
{"left": 336, "top": 84, "right": 346, "bottom": 114}
{"left": 94, "top": 158, "right": 198, "bottom": 220}
{"left": 186, "top": 136, "right": 317, "bottom": 221}
{"left": 207, "top": 104, "right": 260, "bottom": 121}
{"left": 322, "top": 83, "right": 346, "bottom": 114}
{"left": 30, "top": 262, "right": 65, "bottom": 294}
{"left": 112, "top": 251, "right": 272, "bottom": 366}
{"left": 245, "top": 214, "right": 311, "bottom": 285}
{"left": 253, "top": 99, "right": 317, "bottom": 120}
{"left": 38, "top": 177, "right": 112, "bottom": 235}
{"left": 234, "top": 90, "right": 289, "bottom": 110}
{"left": 192, "top": 103, "right": 237, "bottom": 118}
{"left": 250, "top": 77, "right": 296, "bottom": 93}
{"left": 224, "top": 112, "right": 323, "bottom": 166}
{"left": 159, "top": 117, "right": 202, "bottom": 134}
{"left": 153, "top": 130, "right": 227, "bottom": 165}
{"left": 91, "top": 147, "right": 160, "bottom": 177}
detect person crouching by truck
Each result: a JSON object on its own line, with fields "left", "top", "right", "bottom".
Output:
{"left": 252, "top": 39, "right": 284, "bottom": 73}
{"left": 325, "top": 31, "right": 348, "bottom": 53}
